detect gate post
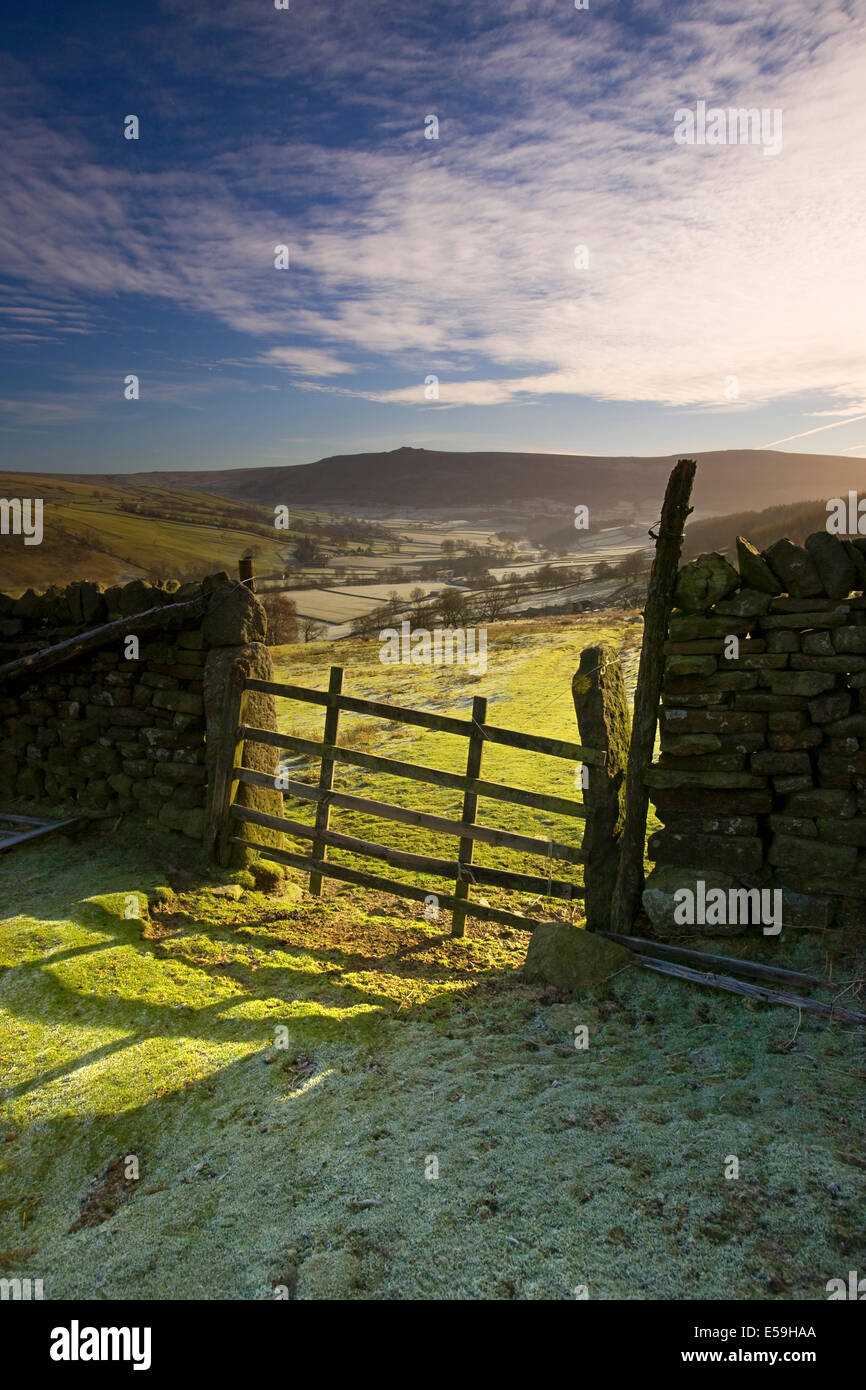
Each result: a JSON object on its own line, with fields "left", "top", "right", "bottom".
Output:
{"left": 610, "top": 457, "right": 696, "bottom": 930}
{"left": 572, "top": 643, "right": 629, "bottom": 931}
{"left": 451, "top": 693, "right": 487, "bottom": 937}
{"left": 309, "top": 664, "right": 343, "bottom": 895}
{"left": 204, "top": 657, "right": 248, "bottom": 866}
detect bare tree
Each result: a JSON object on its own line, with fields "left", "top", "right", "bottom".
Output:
{"left": 260, "top": 594, "right": 299, "bottom": 645}
{"left": 435, "top": 587, "right": 468, "bottom": 626}
{"left": 301, "top": 616, "right": 326, "bottom": 642}
{"left": 476, "top": 582, "right": 512, "bottom": 622}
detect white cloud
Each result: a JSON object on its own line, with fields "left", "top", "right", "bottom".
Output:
{"left": 2, "top": 0, "right": 865, "bottom": 421}
{"left": 260, "top": 346, "right": 357, "bottom": 377}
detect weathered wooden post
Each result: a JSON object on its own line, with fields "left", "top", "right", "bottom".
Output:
{"left": 573, "top": 643, "right": 630, "bottom": 931}
{"left": 610, "top": 458, "right": 696, "bottom": 931}
{"left": 451, "top": 694, "right": 487, "bottom": 937}
{"left": 204, "top": 657, "right": 248, "bottom": 866}
{"left": 309, "top": 664, "right": 343, "bottom": 895}
{"left": 238, "top": 556, "right": 257, "bottom": 592}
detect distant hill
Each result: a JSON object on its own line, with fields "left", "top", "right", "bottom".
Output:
{"left": 92, "top": 446, "right": 866, "bottom": 521}
{"left": 681, "top": 498, "right": 834, "bottom": 562}
{"left": 0, "top": 475, "right": 291, "bottom": 594}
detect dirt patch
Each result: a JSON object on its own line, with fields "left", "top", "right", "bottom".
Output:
{"left": 70, "top": 1158, "right": 138, "bottom": 1233}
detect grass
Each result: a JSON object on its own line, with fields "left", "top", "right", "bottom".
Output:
{"left": 1, "top": 613, "right": 864, "bottom": 1299}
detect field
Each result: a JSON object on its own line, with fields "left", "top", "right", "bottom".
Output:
{"left": 0, "top": 474, "right": 652, "bottom": 609}
{"left": 1, "top": 613, "right": 864, "bottom": 1300}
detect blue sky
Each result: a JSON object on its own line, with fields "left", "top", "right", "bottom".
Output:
{"left": 2, "top": 0, "right": 865, "bottom": 474}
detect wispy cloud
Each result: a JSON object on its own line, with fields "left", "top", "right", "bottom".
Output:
{"left": 2, "top": 0, "right": 865, "bottom": 426}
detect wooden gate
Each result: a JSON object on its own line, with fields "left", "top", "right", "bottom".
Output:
{"left": 212, "top": 650, "right": 628, "bottom": 936}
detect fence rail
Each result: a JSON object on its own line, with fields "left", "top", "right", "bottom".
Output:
{"left": 216, "top": 653, "right": 629, "bottom": 936}
{"left": 233, "top": 766, "right": 584, "bottom": 863}
{"left": 238, "top": 724, "right": 588, "bottom": 819}
{"left": 244, "top": 677, "right": 604, "bottom": 764}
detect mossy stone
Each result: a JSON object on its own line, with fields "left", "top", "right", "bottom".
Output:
{"left": 523, "top": 923, "right": 633, "bottom": 990}
{"left": 674, "top": 553, "right": 740, "bottom": 613}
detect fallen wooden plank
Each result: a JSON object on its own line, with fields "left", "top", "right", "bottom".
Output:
{"left": 634, "top": 954, "right": 866, "bottom": 1024}
{"left": 0, "top": 817, "right": 82, "bottom": 852}
{"left": 599, "top": 931, "right": 822, "bottom": 990}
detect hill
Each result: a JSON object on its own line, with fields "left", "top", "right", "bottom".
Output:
{"left": 681, "top": 497, "right": 834, "bottom": 562}
{"left": 0, "top": 475, "right": 295, "bottom": 594}
{"left": 91, "top": 446, "right": 866, "bottom": 521}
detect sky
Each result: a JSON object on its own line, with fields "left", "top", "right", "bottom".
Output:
{"left": 1, "top": 0, "right": 865, "bottom": 474}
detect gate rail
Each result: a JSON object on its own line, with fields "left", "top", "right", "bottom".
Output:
{"left": 215, "top": 653, "right": 629, "bottom": 936}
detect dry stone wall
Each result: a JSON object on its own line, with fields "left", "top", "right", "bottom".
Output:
{"left": 0, "top": 573, "right": 283, "bottom": 854}
{"left": 645, "top": 533, "right": 866, "bottom": 934}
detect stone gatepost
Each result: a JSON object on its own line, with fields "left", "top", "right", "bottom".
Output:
{"left": 202, "top": 581, "right": 284, "bottom": 865}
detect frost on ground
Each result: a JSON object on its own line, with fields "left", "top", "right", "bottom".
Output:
{"left": 1, "top": 830, "right": 864, "bottom": 1301}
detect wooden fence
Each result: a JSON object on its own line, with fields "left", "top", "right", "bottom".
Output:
{"left": 212, "top": 648, "right": 629, "bottom": 936}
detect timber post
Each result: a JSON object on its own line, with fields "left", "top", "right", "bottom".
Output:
{"left": 572, "top": 643, "right": 630, "bottom": 931}
{"left": 308, "top": 664, "right": 343, "bottom": 895}
{"left": 238, "top": 555, "right": 257, "bottom": 592}
{"left": 450, "top": 694, "right": 487, "bottom": 937}
{"left": 610, "top": 457, "right": 696, "bottom": 931}
{"left": 206, "top": 657, "right": 248, "bottom": 866}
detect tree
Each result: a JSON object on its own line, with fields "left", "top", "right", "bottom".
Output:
{"left": 301, "top": 616, "right": 326, "bottom": 642}
{"left": 260, "top": 594, "right": 299, "bottom": 645}
{"left": 435, "top": 587, "right": 468, "bottom": 626}
{"left": 612, "top": 549, "right": 653, "bottom": 584}
{"left": 440, "top": 539, "right": 455, "bottom": 559}
{"left": 293, "top": 536, "right": 325, "bottom": 567}
{"left": 593, "top": 560, "right": 614, "bottom": 580}
{"left": 476, "top": 581, "right": 512, "bottom": 622}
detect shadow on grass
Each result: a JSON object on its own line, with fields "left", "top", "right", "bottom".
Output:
{"left": 0, "top": 857, "right": 511, "bottom": 1107}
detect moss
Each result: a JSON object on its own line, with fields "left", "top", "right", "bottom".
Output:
{"left": 249, "top": 859, "right": 286, "bottom": 893}
{"left": 229, "top": 870, "right": 256, "bottom": 891}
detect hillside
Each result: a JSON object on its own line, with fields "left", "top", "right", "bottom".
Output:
{"left": 681, "top": 498, "right": 835, "bottom": 562}
{"left": 0, "top": 475, "right": 293, "bottom": 594}
{"left": 86, "top": 446, "right": 866, "bottom": 522}
{"left": 0, "top": 475, "right": 393, "bottom": 595}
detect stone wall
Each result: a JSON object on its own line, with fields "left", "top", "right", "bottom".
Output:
{"left": 0, "top": 573, "right": 283, "bottom": 853}
{"left": 644, "top": 532, "right": 866, "bottom": 933}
